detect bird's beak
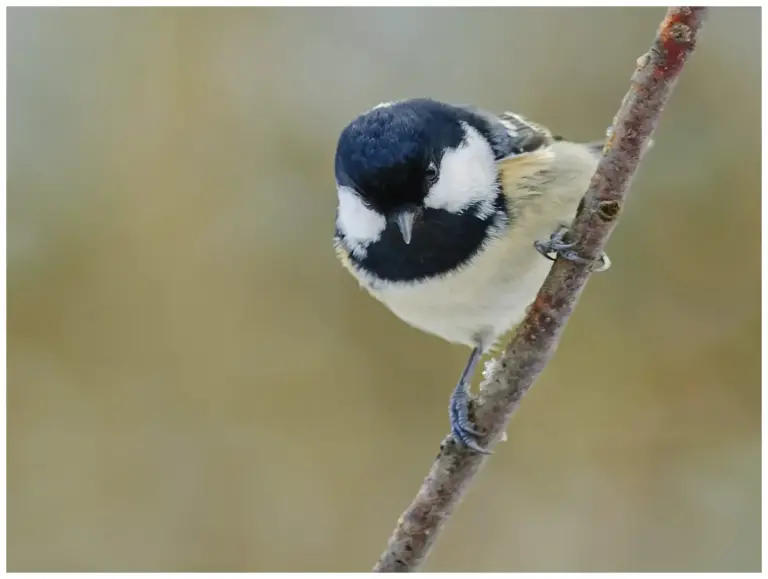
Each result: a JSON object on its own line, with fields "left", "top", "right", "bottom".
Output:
{"left": 395, "top": 210, "right": 416, "bottom": 245}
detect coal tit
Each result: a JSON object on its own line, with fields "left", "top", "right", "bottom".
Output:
{"left": 333, "top": 98, "right": 609, "bottom": 452}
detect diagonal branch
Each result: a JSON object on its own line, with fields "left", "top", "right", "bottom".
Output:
{"left": 373, "top": 7, "right": 709, "bottom": 572}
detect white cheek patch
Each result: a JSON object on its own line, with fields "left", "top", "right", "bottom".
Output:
{"left": 424, "top": 122, "right": 499, "bottom": 216}
{"left": 336, "top": 185, "right": 386, "bottom": 250}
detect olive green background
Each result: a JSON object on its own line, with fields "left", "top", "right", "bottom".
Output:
{"left": 8, "top": 7, "right": 761, "bottom": 572}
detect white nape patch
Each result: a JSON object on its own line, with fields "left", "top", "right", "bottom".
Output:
{"left": 336, "top": 185, "right": 386, "bottom": 256}
{"left": 371, "top": 101, "right": 394, "bottom": 110}
{"left": 424, "top": 122, "right": 499, "bottom": 218}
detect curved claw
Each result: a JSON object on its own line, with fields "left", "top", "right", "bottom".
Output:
{"left": 452, "top": 424, "right": 493, "bottom": 455}
{"left": 594, "top": 253, "right": 612, "bottom": 272}
{"left": 534, "top": 225, "right": 573, "bottom": 261}
{"left": 533, "top": 239, "right": 557, "bottom": 261}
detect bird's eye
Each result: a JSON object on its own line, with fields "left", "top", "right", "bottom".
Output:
{"left": 425, "top": 162, "right": 439, "bottom": 185}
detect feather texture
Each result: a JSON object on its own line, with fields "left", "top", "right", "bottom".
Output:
{"left": 334, "top": 103, "right": 603, "bottom": 350}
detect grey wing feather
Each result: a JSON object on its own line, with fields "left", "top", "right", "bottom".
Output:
{"left": 455, "top": 104, "right": 553, "bottom": 160}
{"left": 459, "top": 104, "right": 610, "bottom": 161}
{"left": 496, "top": 111, "right": 556, "bottom": 156}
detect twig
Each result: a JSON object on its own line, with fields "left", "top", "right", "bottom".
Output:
{"left": 373, "top": 7, "right": 708, "bottom": 572}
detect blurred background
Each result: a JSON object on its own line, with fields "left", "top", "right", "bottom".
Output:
{"left": 7, "top": 7, "right": 760, "bottom": 572}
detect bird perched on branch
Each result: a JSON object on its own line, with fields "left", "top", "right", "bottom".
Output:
{"left": 333, "top": 98, "right": 610, "bottom": 452}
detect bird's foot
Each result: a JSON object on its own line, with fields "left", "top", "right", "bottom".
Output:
{"left": 534, "top": 225, "right": 611, "bottom": 272}
{"left": 449, "top": 385, "right": 490, "bottom": 454}
{"left": 449, "top": 348, "right": 492, "bottom": 454}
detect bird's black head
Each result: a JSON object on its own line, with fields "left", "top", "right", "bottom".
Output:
{"left": 335, "top": 99, "right": 467, "bottom": 215}
{"left": 334, "top": 99, "right": 512, "bottom": 282}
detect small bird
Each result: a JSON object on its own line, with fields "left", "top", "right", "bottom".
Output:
{"left": 333, "top": 98, "right": 609, "bottom": 452}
